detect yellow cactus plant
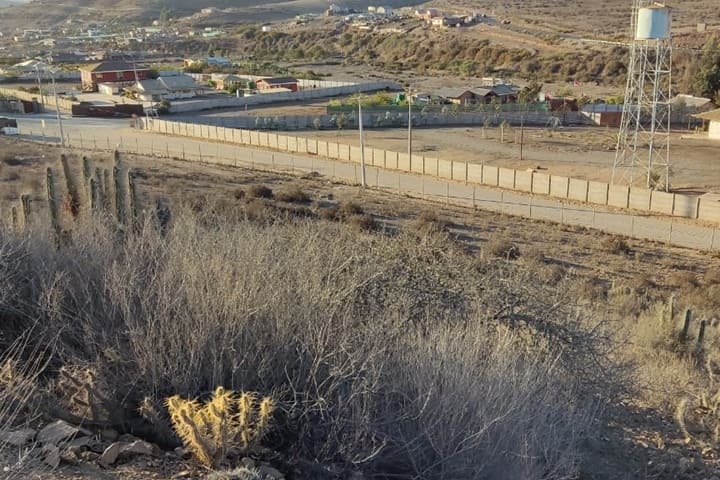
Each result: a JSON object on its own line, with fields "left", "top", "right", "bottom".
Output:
{"left": 166, "top": 387, "right": 275, "bottom": 468}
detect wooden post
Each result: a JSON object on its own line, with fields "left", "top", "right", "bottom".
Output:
{"left": 680, "top": 309, "right": 692, "bottom": 342}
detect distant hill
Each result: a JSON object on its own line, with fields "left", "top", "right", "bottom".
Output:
{"left": 0, "top": 0, "right": 419, "bottom": 29}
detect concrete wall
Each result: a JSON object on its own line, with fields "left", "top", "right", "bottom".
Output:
{"left": 140, "top": 118, "right": 713, "bottom": 225}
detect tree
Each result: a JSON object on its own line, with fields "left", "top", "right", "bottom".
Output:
{"left": 691, "top": 36, "right": 720, "bottom": 99}
{"left": 518, "top": 81, "right": 542, "bottom": 104}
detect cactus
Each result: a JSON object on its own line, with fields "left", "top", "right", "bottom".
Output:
{"left": 60, "top": 154, "right": 80, "bottom": 218}
{"left": 11, "top": 207, "right": 18, "bottom": 230}
{"left": 46, "top": 167, "right": 61, "bottom": 245}
{"left": 20, "top": 194, "right": 31, "bottom": 227}
{"left": 128, "top": 169, "right": 138, "bottom": 228}
{"left": 103, "top": 169, "right": 111, "bottom": 212}
{"left": 82, "top": 156, "right": 91, "bottom": 190}
{"left": 89, "top": 178, "right": 97, "bottom": 211}
{"left": 680, "top": 309, "right": 692, "bottom": 342}
{"left": 113, "top": 164, "right": 124, "bottom": 225}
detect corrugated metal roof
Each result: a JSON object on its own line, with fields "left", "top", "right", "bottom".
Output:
{"left": 258, "top": 76, "right": 298, "bottom": 85}
{"left": 694, "top": 108, "right": 720, "bottom": 121}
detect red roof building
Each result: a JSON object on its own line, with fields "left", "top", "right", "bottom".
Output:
{"left": 79, "top": 60, "right": 150, "bottom": 92}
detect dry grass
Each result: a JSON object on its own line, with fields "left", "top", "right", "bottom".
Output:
{"left": 0, "top": 205, "right": 606, "bottom": 479}
{"left": 275, "top": 187, "right": 310, "bottom": 204}
{"left": 247, "top": 185, "right": 273, "bottom": 199}
{"left": 601, "top": 235, "right": 631, "bottom": 255}
{"left": 485, "top": 237, "right": 521, "bottom": 260}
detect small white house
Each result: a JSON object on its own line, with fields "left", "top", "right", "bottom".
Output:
{"left": 695, "top": 109, "right": 720, "bottom": 140}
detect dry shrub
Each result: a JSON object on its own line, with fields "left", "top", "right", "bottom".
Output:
{"left": 0, "top": 207, "right": 610, "bottom": 479}
{"left": 702, "top": 269, "right": 720, "bottom": 286}
{"left": 275, "top": 187, "right": 310, "bottom": 204}
{"left": 244, "top": 199, "right": 273, "bottom": 223}
{"left": 318, "top": 205, "right": 340, "bottom": 221}
{"left": 410, "top": 209, "right": 448, "bottom": 235}
{"left": 233, "top": 189, "right": 246, "bottom": 200}
{"left": 346, "top": 213, "right": 377, "bottom": 232}
{"left": 485, "top": 238, "right": 520, "bottom": 260}
{"left": 601, "top": 235, "right": 630, "bottom": 255}
{"left": 339, "top": 201, "right": 363, "bottom": 217}
{"left": 248, "top": 185, "right": 273, "bottom": 199}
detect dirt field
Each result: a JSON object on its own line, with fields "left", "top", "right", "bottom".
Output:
{"left": 294, "top": 126, "right": 720, "bottom": 193}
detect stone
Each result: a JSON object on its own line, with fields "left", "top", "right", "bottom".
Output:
{"left": 37, "top": 420, "right": 82, "bottom": 445}
{"left": 79, "top": 451, "right": 100, "bottom": 462}
{"left": 0, "top": 428, "right": 36, "bottom": 446}
{"left": 100, "top": 428, "right": 119, "bottom": 442}
{"left": 257, "top": 465, "right": 284, "bottom": 480}
{"left": 174, "top": 446, "right": 190, "bottom": 459}
{"left": 120, "top": 440, "right": 155, "bottom": 456}
{"left": 67, "top": 436, "right": 92, "bottom": 454}
{"left": 117, "top": 433, "right": 139, "bottom": 443}
{"left": 98, "top": 442, "right": 123, "bottom": 467}
{"left": 43, "top": 445, "right": 61, "bottom": 469}
{"left": 60, "top": 448, "right": 80, "bottom": 465}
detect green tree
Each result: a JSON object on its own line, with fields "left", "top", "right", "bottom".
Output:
{"left": 691, "top": 36, "right": 720, "bottom": 98}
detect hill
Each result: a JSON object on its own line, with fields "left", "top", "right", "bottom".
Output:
{"left": 0, "top": 0, "right": 419, "bottom": 29}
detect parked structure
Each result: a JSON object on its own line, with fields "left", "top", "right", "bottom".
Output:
{"left": 256, "top": 77, "right": 299, "bottom": 92}
{"left": 79, "top": 60, "right": 149, "bottom": 92}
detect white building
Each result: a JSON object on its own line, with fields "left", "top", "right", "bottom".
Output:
{"left": 695, "top": 109, "right": 720, "bottom": 141}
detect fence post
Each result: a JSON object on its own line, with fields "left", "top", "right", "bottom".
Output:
{"left": 94, "top": 138, "right": 97, "bottom": 150}
{"left": 106, "top": 137, "right": 110, "bottom": 150}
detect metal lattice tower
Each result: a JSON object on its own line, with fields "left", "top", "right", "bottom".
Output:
{"left": 612, "top": 1, "right": 672, "bottom": 191}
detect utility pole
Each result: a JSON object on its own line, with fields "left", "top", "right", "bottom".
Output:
{"left": 48, "top": 66, "right": 65, "bottom": 147}
{"left": 519, "top": 107, "right": 525, "bottom": 161}
{"left": 358, "top": 95, "right": 366, "bottom": 188}
{"left": 407, "top": 91, "right": 412, "bottom": 157}
{"left": 34, "top": 64, "right": 45, "bottom": 108}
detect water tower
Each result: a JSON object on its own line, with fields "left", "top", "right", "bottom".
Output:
{"left": 612, "top": 2, "right": 673, "bottom": 191}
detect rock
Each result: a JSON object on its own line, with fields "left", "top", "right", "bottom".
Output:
{"left": 38, "top": 420, "right": 83, "bottom": 445}
{"left": 174, "top": 446, "right": 190, "bottom": 459}
{"left": 118, "top": 433, "right": 139, "bottom": 443}
{"left": 79, "top": 451, "right": 100, "bottom": 462}
{"left": 257, "top": 465, "right": 284, "bottom": 480}
{"left": 348, "top": 472, "right": 365, "bottom": 480}
{"left": 60, "top": 448, "right": 80, "bottom": 465}
{"left": 43, "top": 445, "right": 61, "bottom": 469}
{"left": 98, "top": 442, "right": 123, "bottom": 467}
{"left": 120, "top": 440, "right": 155, "bottom": 456}
{"left": 0, "top": 428, "right": 36, "bottom": 447}
{"left": 100, "top": 428, "right": 119, "bottom": 442}
{"left": 67, "top": 436, "right": 92, "bottom": 454}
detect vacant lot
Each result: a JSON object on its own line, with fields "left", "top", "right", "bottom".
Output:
{"left": 295, "top": 126, "right": 720, "bottom": 193}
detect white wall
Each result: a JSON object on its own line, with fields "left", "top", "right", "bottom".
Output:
{"left": 709, "top": 120, "right": 720, "bottom": 140}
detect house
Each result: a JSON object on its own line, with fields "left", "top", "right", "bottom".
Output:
{"left": 581, "top": 104, "right": 623, "bottom": 127}
{"left": 490, "top": 84, "right": 519, "bottom": 103}
{"left": 416, "top": 8, "right": 443, "bottom": 21}
{"left": 79, "top": 60, "right": 149, "bottom": 92}
{"left": 124, "top": 75, "right": 206, "bottom": 101}
{"left": 213, "top": 74, "right": 244, "bottom": 90}
{"left": 256, "top": 77, "right": 299, "bottom": 92}
{"left": 694, "top": 109, "right": 720, "bottom": 140}
{"left": 376, "top": 6, "right": 393, "bottom": 16}
{"left": 434, "top": 88, "right": 475, "bottom": 105}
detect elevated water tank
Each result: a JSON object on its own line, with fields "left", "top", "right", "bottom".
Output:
{"left": 636, "top": 5, "right": 671, "bottom": 40}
